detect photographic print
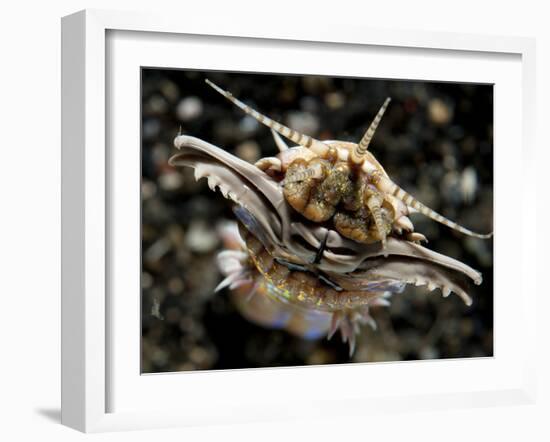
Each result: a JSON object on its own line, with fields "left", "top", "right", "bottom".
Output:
{"left": 141, "top": 70, "right": 493, "bottom": 373}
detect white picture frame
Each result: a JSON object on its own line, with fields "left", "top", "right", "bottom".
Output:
{"left": 61, "top": 9, "right": 537, "bottom": 433}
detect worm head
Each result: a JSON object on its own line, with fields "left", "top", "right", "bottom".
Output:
{"left": 170, "top": 135, "right": 484, "bottom": 306}
{"left": 204, "top": 79, "right": 492, "bottom": 242}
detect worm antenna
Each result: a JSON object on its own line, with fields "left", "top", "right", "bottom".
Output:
{"left": 205, "top": 79, "right": 329, "bottom": 156}
{"left": 376, "top": 176, "right": 493, "bottom": 239}
{"left": 270, "top": 128, "right": 289, "bottom": 152}
{"left": 351, "top": 97, "right": 391, "bottom": 164}
{"left": 281, "top": 163, "right": 324, "bottom": 186}
{"left": 366, "top": 195, "right": 387, "bottom": 250}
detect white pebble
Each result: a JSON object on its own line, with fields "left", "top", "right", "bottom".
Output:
{"left": 185, "top": 221, "right": 219, "bottom": 253}
{"left": 286, "top": 111, "right": 319, "bottom": 135}
{"left": 158, "top": 171, "right": 183, "bottom": 191}
{"left": 461, "top": 166, "right": 478, "bottom": 204}
{"left": 177, "top": 96, "right": 203, "bottom": 122}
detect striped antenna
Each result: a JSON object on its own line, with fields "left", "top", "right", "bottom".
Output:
{"left": 377, "top": 176, "right": 493, "bottom": 239}
{"left": 351, "top": 97, "right": 391, "bottom": 164}
{"left": 205, "top": 79, "right": 329, "bottom": 156}
{"left": 281, "top": 162, "right": 324, "bottom": 186}
{"left": 270, "top": 129, "right": 289, "bottom": 152}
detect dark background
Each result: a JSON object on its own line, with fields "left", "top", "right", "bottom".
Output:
{"left": 141, "top": 69, "right": 493, "bottom": 373}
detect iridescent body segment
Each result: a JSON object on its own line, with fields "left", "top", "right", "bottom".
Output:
{"left": 238, "top": 222, "right": 383, "bottom": 311}
{"left": 216, "top": 221, "right": 391, "bottom": 355}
